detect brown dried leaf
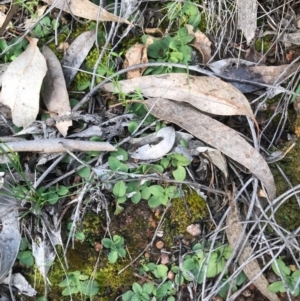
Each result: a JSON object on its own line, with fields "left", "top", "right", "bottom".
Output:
{"left": 144, "top": 98, "right": 276, "bottom": 200}
{"left": 123, "top": 43, "right": 148, "bottom": 79}
{"left": 103, "top": 73, "right": 255, "bottom": 120}
{"left": 186, "top": 24, "right": 212, "bottom": 64}
{"left": 0, "top": 37, "right": 47, "bottom": 128}
{"left": 42, "top": 45, "right": 72, "bottom": 137}
{"left": 42, "top": 0, "right": 131, "bottom": 24}
{"left": 236, "top": 0, "right": 257, "bottom": 45}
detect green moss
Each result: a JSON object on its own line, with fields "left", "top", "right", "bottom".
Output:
{"left": 255, "top": 35, "right": 272, "bottom": 53}
{"left": 163, "top": 190, "right": 208, "bottom": 246}
{"left": 271, "top": 139, "right": 300, "bottom": 232}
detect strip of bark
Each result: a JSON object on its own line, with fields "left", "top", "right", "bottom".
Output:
{"left": 0, "top": 139, "right": 116, "bottom": 153}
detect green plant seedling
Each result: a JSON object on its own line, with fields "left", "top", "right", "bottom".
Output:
{"left": 268, "top": 258, "right": 300, "bottom": 296}
{"left": 58, "top": 271, "right": 100, "bottom": 296}
{"left": 122, "top": 282, "right": 155, "bottom": 301}
{"left": 17, "top": 238, "right": 34, "bottom": 267}
{"left": 67, "top": 222, "right": 85, "bottom": 241}
{"left": 102, "top": 235, "right": 126, "bottom": 263}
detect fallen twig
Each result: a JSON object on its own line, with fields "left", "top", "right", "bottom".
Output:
{"left": 0, "top": 138, "right": 116, "bottom": 153}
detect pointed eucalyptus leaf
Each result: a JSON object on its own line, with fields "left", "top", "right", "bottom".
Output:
{"left": 144, "top": 98, "right": 275, "bottom": 199}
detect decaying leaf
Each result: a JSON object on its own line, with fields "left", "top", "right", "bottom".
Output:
{"left": 196, "top": 146, "right": 228, "bottom": 178}
{"left": 226, "top": 200, "right": 280, "bottom": 301}
{"left": 209, "top": 59, "right": 300, "bottom": 93}
{"left": 42, "top": 45, "right": 72, "bottom": 137}
{"left": 61, "top": 30, "right": 96, "bottom": 87}
{"left": 123, "top": 43, "right": 148, "bottom": 79}
{"left": 131, "top": 127, "right": 175, "bottom": 160}
{"left": 42, "top": 0, "right": 132, "bottom": 25}
{"left": 236, "top": 0, "right": 257, "bottom": 45}
{"left": 103, "top": 73, "right": 256, "bottom": 120}
{"left": 280, "top": 32, "right": 300, "bottom": 45}
{"left": 0, "top": 183, "right": 20, "bottom": 283}
{"left": 0, "top": 37, "right": 47, "bottom": 128}
{"left": 186, "top": 24, "right": 212, "bottom": 64}
{"left": 144, "top": 98, "right": 276, "bottom": 200}
{"left": 0, "top": 63, "right": 9, "bottom": 86}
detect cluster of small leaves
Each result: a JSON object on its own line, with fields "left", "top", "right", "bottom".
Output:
{"left": 0, "top": 38, "right": 28, "bottom": 62}
{"left": 142, "top": 27, "right": 194, "bottom": 75}
{"left": 109, "top": 146, "right": 191, "bottom": 214}
{"left": 122, "top": 281, "right": 176, "bottom": 301}
{"left": 67, "top": 222, "right": 85, "bottom": 241}
{"left": 166, "top": 1, "right": 201, "bottom": 27}
{"left": 36, "top": 185, "right": 69, "bottom": 205}
{"left": 268, "top": 258, "right": 300, "bottom": 296}
{"left": 32, "top": 17, "right": 60, "bottom": 39}
{"left": 101, "top": 235, "right": 126, "bottom": 263}
{"left": 133, "top": 243, "right": 247, "bottom": 300}
{"left": 17, "top": 238, "right": 34, "bottom": 267}
{"left": 58, "top": 271, "right": 100, "bottom": 296}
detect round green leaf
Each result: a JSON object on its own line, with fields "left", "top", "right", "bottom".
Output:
{"left": 128, "top": 121, "right": 139, "bottom": 133}
{"left": 113, "top": 181, "right": 126, "bottom": 198}
{"left": 172, "top": 165, "right": 186, "bottom": 181}
{"left": 77, "top": 166, "right": 91, "bottom": 179}
{"left": 148, "top": 185, "right": 165, "bottom": 196}
{"left": 108, "top": 250, "right": 118, "bottom": 263}
{"left": 148, "top": 195, "right": 161, "bottom": 208}
{"left": 46, "top": 192, "right": 59, "bottom": 204}
{"left": 132, "top": 282, "right": 143, "bottom": 294}
{"left": 141, "top": 187, "right": 151, "bottom": 200}
{"left": 131, "top": 191, "right": 141, "bottom": 204}
{"left": 57, "top": 185, "right": 69, "bottom": 196}
{"left": 143, "top": 283, "right": 154, "bottom": 294}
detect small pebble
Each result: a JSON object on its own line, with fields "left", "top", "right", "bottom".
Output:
{"left": 241, "top": 289, "right": 251, "bottom": 297}
{"left": 156, "top": 241, "right": 164, "bottom": 249}
{"left": 187, "top": 223, "right": 201, "bottom": 236}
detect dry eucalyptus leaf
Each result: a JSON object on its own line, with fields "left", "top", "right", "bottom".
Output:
{"left": 42, "top": 45, "right": 72, "bottom": 137}
{"left": 280, "top": 32, "right": 300, "bottom": 45}
{"left": 0, "top": 63, "right": 9, "bottom": 86}
{"left": 186, "top": 24, "right": 212, "bottom": 64}
{"left": 0, "top": 184, "right": 20, "bottom": 284}
{"left": 236, "top": 0, "right": 257, "bottom": 45}
{"left": 42, "top": 0, "right": 132, "bottom": 24}
{"left": 103, "top": 73, "right": 255, "bottom": 120}
{"left": 123, "top": 43, "right": 148, "bottom": 79}
{"left": 61, "top": 30, "right": 96, "bottom": 87}
{"left": 131, "top": 126, "right": 175, "bottom": 160}
{"left": 144, "top": 98, "right": 276, "bottom": 200}
{"left": 209, "top": 59, "right": 300, "bottom": 93}
{"left": 196, "top": 146, "right": 228, "bottom": 178}
{"left": 0, "top": 37, "right": 47, "bottom": 128}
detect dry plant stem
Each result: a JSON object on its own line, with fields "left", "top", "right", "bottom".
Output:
{"left": 0, "top": 139, "right": 116, "bottom": 153}
{"left": 118, "top": 202, "right": 171, "bottom": 274}
{"left": 0, "top": 0, "right": 19, "bottom": 36}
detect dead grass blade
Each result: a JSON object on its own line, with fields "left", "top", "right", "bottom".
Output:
{"left": 144, "top": 98, "right": 276, "bottom": 200}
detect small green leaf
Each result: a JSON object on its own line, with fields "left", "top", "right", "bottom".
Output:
{"left": 172, "top": 165, "right": 186, "bottom": 181}
{"left": 45, "top": 192, "right": 59, "bottom": 204}
{"left": 57, "top": 185, "right": 69, "bottom": 196}
{"left": 102, "top": 238, "right": 112, "bottom": 248}
{"left": 272, "top": 259, "right": 291, "bottom": 277}
{"left": 117, "top": 196, "right": 127, "bottom": 204}
{"left": 268, "top": 281, "right": 286, "bottom": 293}
{"left": 236, "top": 271, "right": 247, "bottom": 286}
{"left": 154, "top": 264, "right": 168, "bottom": 279}
{"left": 132, "top": 282, "right": 143, "bottom": 294}
{"left": 75, "top": 232, "right": 85, "bottom": 241}
{"left": 148, "top": 185, "right": 165, "bottom": 196}
{"left": 77, "top": 166, "right": 91, "bottom": 179}
{"left": 131, "top": 191, "right": 141, "bottom": 204}
{"left": 108, "top": 156, "right": 120, "bottom": 170}
{"left": 292, "top": 269, "right": 300, "bottom": 280}
{"left": 143, "top": 282, "right": 154, "bottom": 294}
{"left": 175, "top": 274, "right": 184, "bottom": 286}
{"left": 108, "top": 250, "right": 118, "bottom": 263}
{"left": 160, "top": 157, "right": 170, "bottom": 169}
{"left": 183, "top": 258, "right": 196, "bottom": 270}
{"left": 148, "top": 195, "right": 161, "bottom": 208}
{"left": 79, "top": 280, "right": 99, "bottom": 296}
{"left": 122, "top": 291, "right": 134, "bottom": 301}
{"left": 110, "top": 147, "right": 128, "bottom": 161}
{"left": 141, "top": 187, "right": 151, "bottom": 200}
{"left": 128, "top": 121, "right": 139, "bottom": 133}
{"left": 118, "top": 248, "right": 126, "bottom": 258}
{"left": 113, "top": 181, "right": 126, "bottom": 198}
